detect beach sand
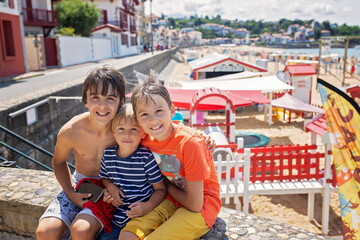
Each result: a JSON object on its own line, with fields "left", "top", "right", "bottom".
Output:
{"left": 165, "top": 45, "right": 360, "bottom": 237}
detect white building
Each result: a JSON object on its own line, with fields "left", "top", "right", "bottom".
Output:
{"left": 91, "top": 0, "right": 139, "bottom": 57}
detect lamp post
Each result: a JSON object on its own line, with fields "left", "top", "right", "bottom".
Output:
{"left": 150, "top": 0, "right": 153, "bottom": 54}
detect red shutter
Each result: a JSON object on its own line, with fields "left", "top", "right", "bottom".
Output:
{"left": 9, "top": 0, "right": 15, "bottom": 9}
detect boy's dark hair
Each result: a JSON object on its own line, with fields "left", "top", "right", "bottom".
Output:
{"left": 130, "top": 81, "right": 172, "bottom": 116}
{"left": 82, "top": 66, "right": 126, "bottom": 105}
{"left": 112, "top": 103, "right": 137, "bottom": 130}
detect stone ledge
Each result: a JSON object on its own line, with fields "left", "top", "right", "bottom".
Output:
{"left": 0, "top": 167, "right": 335, "bottom": 239}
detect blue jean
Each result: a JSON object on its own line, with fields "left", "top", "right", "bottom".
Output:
{"left": 97, "top": 221, "right": 124, "bottom": 240}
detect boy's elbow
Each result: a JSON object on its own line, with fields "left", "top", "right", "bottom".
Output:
{"left": 189, "top": 202, "right": 203, "bottom": 212}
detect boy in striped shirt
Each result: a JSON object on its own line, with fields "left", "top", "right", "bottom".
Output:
{"left": 98, "top": 103, "right": 166, "bottom": 239}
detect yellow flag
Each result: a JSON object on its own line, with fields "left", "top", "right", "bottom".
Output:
{"left": 318, "top": 78, "right": 360, "bottom": 239}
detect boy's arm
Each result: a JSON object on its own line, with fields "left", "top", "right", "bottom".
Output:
{"left": 52, "top": 128, "right": 91, "bottom": 207}
{"left": 126, "top": 180, "right": 166, "bottom": 218}
{"left": 165, "top": 178, "right": 203, "bottom": 212}
{"left": 102, "top": 178, "right": 125, "bottom": 207}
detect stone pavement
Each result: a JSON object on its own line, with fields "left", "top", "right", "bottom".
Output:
{"left": 0, "top": 167, "right": 339, "bottom": 240}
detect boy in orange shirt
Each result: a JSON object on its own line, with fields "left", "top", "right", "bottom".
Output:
{"left": 119, "top": 81, "right": 221, "bottom": 240}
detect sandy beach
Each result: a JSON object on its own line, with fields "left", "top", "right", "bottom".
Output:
{"left": 165, "top": 45, "right": 360, "bottom": 237}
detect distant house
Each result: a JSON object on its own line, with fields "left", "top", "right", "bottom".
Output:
{"left": 91, "top": 0, "right": 139, "bottom": 57}
{"left": 181, "top": 27, "right": 194, "bottom": 33}
{"left": 271, "top": 33, "right": 283, "bottom": 44}
{"left": 321, "top": 30, "right": 331, "bottom": 37}
{"left": 306, "top": 28, "right": 314, "bottom": 37}
{"left": 200, "top": 23, "right": 228, "bottom": 37}
{"left": 297, "top": 26, "right": 307, "bottom": 34}
{"left": 294, "top": 31, "right": 307, "bottom": 42}
{"left": 167, "top": 29, "right": 182, "bottom": 47}
{"left": 187, "top": 31, "right": 202, "bottom": 46}
{"left": 201, "top": 23, "right": 221, "bottom": 31}
{"left": 287, "top": 24, "right": 300, "bottom": 33}
{"left": 0, "top": 0, "right": 27, "bottom": 77}
{"left": 189, "top": 53, "right": 267, "bottom": 80}
{"left": 281, "top": 36, "right": 292, "bottom": 44}
{"left": 158, "top": 19, "right": 167, "bottom": 26}
{"left": 234, "top": 28, "right": 248, "bottom": 37}
{"left": 260, "top": 32, "right": 272, "bottom": 43}
{"left": 311, "top": 20, "right": 321, "bottom": 29}
{"left": 214, "top": 37, "right": 231, "bottom": 45}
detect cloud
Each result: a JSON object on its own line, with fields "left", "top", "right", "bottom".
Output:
{"left": 147, "top": 0, "right": 358, "bottom": 26}
{"left": 342, "top": 7, "right": 351, "bottom": 13}
{"left": 311, "top": 3, "right": 335, "bottom": 15}
{"left": 288, "top": 2, "right": 304, "bottom": 14}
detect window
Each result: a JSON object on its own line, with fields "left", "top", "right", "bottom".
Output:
{"left": 131, "top": 36, "right": 136, "bottom": 46}
{"left": 120, "top": 10, "right": 128, "bottom": 29}
{"left": 1, "top": 20, "right": 16, "bottom": 60}
{"left": 121, "top": 33, "right": 128, "bottom": 46}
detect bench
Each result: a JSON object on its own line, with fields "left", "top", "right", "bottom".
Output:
{"left": 213, "top": 144, "right": 337, "bottom": 235}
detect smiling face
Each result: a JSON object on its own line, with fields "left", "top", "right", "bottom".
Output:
{"left": 135, "top": 94, "right": 175, "bottom": 141}
{"left": 113, "top": 118, "right": 146, "bottom": 158}
{"left": 85, "top": 83, "right": 121, "bottom": 126}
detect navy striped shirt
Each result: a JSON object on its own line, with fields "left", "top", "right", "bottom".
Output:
{"left": 99, "top": 145, "right": 163, "bottom": 227}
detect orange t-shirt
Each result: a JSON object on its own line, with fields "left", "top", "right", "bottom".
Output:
{"left": 141, "top": 123, "right": 221, "bottom": 227}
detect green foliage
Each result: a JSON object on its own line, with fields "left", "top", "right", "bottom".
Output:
{"left": 165, "top": 14, "right": 359, "bottom": 40}
{"left": 55, "top": 0, "right": 100, "bottom": 37}
{"left": 332, "top": 24, "right": 360, "bottom": 36}
{"left": 314, "top": 29, "right": 321, "bottom": 40}
{"left": 196, "top": 28, "right": 217, "bottom": 39}
{"left": 57, "top": 27, "right": 75, "bottom": 36}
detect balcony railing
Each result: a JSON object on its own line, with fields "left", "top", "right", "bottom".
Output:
{"left": 22, "top": 8, "right": 58, "bottom": 27}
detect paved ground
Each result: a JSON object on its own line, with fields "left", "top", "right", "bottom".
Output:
{"left": 0, "top": 51, "right": 163, "bottom": 109}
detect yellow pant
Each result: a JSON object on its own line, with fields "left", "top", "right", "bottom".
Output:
{"left": 123, "top": 199, "right": 210, "bottom": 240}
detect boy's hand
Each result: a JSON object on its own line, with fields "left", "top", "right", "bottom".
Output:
{"left": 204, "top": 134, "right": 216, "bottom": 153}
{"left": 195, "top": 130, "right": 216, "bottom": 153}
{"left": 104, "top": 185, "right": 125, "bottom": 207}
{"left": 68, "top": 190, "right": 91, "bottom": 207}
{"left": 126, "top": 202, "right": 151, "bottom": 218}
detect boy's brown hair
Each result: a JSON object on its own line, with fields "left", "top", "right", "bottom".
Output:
{"left": 82, "top": 66, "right": 126, "bottom": 105}
{"left": 130, "top": 81, "right": 172, "bottom": 117}
{"left": 112, "top": 103, "right": 137, "bottom": 130}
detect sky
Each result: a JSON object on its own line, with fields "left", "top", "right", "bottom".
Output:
{"left": 145, "top": 0, "right": 360, "bottom": 26}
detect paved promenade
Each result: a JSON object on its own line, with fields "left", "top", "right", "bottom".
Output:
{"left": 0, "top": 167, "right": 338, "bottom": 240}
{"left": 0, "top": 51, "right": 161, "bottom": 110}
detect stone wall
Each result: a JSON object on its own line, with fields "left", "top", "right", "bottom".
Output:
{"left": 0, "top": 167, "right": 334, "bottom": 240}
{"left": 0, "top": 50, "right": 174, "bottom": 170}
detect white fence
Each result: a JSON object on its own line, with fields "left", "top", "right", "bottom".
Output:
{"left": 57, "top": 36, "right": 112, "bottom": 67}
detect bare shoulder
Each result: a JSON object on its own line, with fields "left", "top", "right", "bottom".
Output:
{"left": 57, "top": 112, "right": 90, "bottom": 141}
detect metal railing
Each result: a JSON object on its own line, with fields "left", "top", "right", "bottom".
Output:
{"left": 22, "top": 8, "right": 58, "bottom": 27}
{"left": 0, "top": 125, "right": 75, "bottom": 171}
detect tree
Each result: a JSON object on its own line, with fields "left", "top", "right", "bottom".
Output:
{"left": 55, "top": 0, "right": 100, "bottom": 37}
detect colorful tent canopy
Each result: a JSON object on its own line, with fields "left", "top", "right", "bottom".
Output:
{"left": 170, "top": 75, "right": 294, "bottom": 93}
{"left": 126, "top": 88, "right": 270, "bottom": 111}
{"left": 345, "top": 84, "right": 360, "bottom": 99}
{"left": 283, "top": 64, "right": 317, "bottom": 76}
{"left": 271, "top": 93, "right": 324, "bottom": 113}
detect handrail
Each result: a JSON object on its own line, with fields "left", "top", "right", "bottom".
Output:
{"left": 0, "top": 125, "right": 75, "bottom": 170}
{"left": 0, "top": 140, "right": 53, "bottom": 171}
{"left": 0, "top": 125, "right": 53, "bottom": 157}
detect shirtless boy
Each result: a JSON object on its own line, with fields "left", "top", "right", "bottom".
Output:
{"left": 36, "top": 66, "right": 126, "bottom": 240}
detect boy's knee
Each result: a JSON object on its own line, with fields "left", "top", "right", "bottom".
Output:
{"left": 71, "top": 221, "right": 92, "bottom": 239}
{"left": 36, "top": 219, "right": 66, "bottom": 240}
{"left": 119, "top": 231, "right": 139, "bottom": 240}
{"left": 71, "top": 217, "right": 100, "bottom": 240}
